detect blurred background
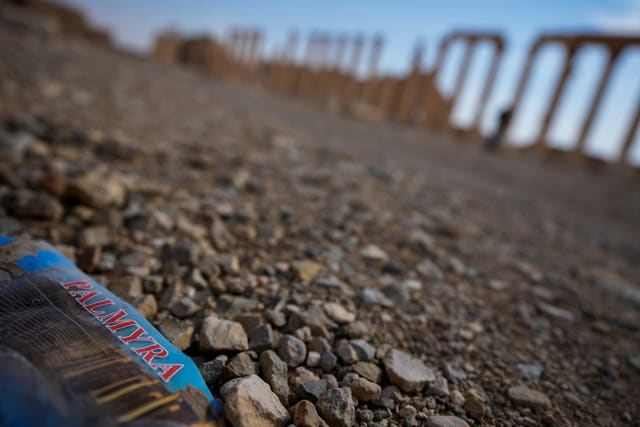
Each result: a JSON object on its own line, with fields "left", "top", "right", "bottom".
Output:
{"left": 1, "top": 2, "right": 640, "bottom": 426}
{"left": 52, "top": 0, "right": 640, "bottom": 164}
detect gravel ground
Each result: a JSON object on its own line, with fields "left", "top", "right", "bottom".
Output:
{"left": 1, "top": 27, "right": 639, "bottom": 427}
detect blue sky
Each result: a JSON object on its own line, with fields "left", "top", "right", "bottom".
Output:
{"left": 58, "top": 0, "right": 640, "bottom": 163}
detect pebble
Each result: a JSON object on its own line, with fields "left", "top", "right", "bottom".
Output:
{"left": 360, "top": 244, "right": 389, "bottom": 262}
{"left": 351, "top": 362, "right": 383, "bottom": 383}
{"left": 507, "top": 385, "right": 552, "bottom": 409}
{"left": 66, "top": 172, "right": 126, "bottom": 208}
{"left": 341, "top": 373, "right": 381, "bottom": 402}
{"left": 78, "top": 225, "right": 111, "bottom": 247}
{"left": 291, "top": 400, "right": 329, "bottom": 427}
{"left": 320, "top": 351, "right": 338, "bottom": 372}
{"left": 222, "top": 352, "right": 257, "bottom": 380}
{"left": 133, "top": 294, "right": 157, "bottom": 320}
{"left": 158, "top": 318, "right": 194, "bottom": 350}
{"left": 170, "top": 296, "right": 199, "bottom": 318}
{"left": 323, "top": 302, "right": 356, "bottom": 324}
{"left": 425, "top": 415, "right": 470, "bottom": 427}
{"left": 538, "top": 302, "right": 575, "bottom": 324}
{"left": 307, "top": 351, "right": 321, "bottom": 367}
{"left": 108, "top": 275, "right": 143, "bottom": 302}
{"left": 249, "top": 323, "right": 274, "bottom": 352}
{"left": 277, "top": 334, "right": 307, "bottom": 367}
{"left": 293, "top": 259, "right": 324, "bottom": 282}
{"left": 383, "top": 349, "right": 435, "bottom": 392}
{"left": 11, "top": 191, "right": 63, "bottom": 220}
{"left": 199, "top": 355, "right": 226, "bottom": 386}
{"left": 199, "top": 316, "right": 249, "bottom": 352}
{"left": 260, "top": 350, "right": 290, "bottom": 405}
{"left": 381, "top": 385, "right": 403, "bottom": 402}
{"left": 336, "top": 342, "right": 359, "bottom": 365}
{"left": 296, "top": 378, "right": 329, "bottom": 402}
{"left": 516, "top": 363, "right": 543, "bottom": 382}
{"left": 220, "top": 374, "right": 291, "bottom": 427}
{"left": 317, "top": 387, "right": 356, "bottom": 427}
{"left": 463, "top": 390, "right": 485, "bottom": 420}
{"left": 349, "top": 339, "right": 375, "bottom": 362}
{"left": 444, "top": 363, "right": 467, "bottom": 384}
{"left": 416, "top": 258, "right": 444, "bottom": 280}
{"left": 170, "top": 242, "right": 199, "bottom": 266}
{"left": 360, "top": 288, "right": 393, "bottom": 307}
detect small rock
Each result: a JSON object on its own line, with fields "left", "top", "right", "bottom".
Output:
{"left": 416, "top": 259, "right": 444, "bottom": 280}
{"left": 293, "top": 259, "right": 324, "bottom": 282}
{"left": 171, "top": 296, "right": 199, "bottom": 318}
{"left": 78, "top": 225, "right": 111, "bottom": 248}
{"left": 352, "top": 362, "right": 383, "bottom": 383}
{"left": 309, "top": 337, "right": 332, "bottom": 354}
{"left": 381, "top": 385, "right": 403, "bottom": 402}
{"left": 323, "top": 302, "right": 356, "bottom": 324}
{"left": 349, "top": 340, "right": 375, "bottom": 362}
{"left": 158, "top": 318, "right": 194, "bottom": 351}
{"left": 133, "top": 294, "right": 157, "bottom": 320}
{"left": 538, "top": 302, "right": 575, "bottom": 324}
{"left": 11, "top": 191, "right": 63, "bottom": 220}
{"left": 336, "top": 342, "right": 359, "bottom": 365}
{"left": 360, "top": 244, "right": 388, "bottom": 262}
{"left": 0, "top": 216, "right": 21, "bottom": 234}
{"left": 517, "top": 363, "right": 543, "bottom": 382}
{"left": 360, "top": 288, "right": 393, "bottom": 307}
{"left": 219, "top": 253, "right": 240, "bottom": 274}
{"left": 507, "top": 385, "right": 552, "bottom": 409}
{"left": 171, "top": 242, "right": 199, "bottom": 266}
{"left": 66, "top": 172, "right": 126, "bottom": 208}
{"left": 220, "top": 374, "right": 291, "bottom": 427}
{"left": 444, "top": 363, "right": 467, "bottom": 385}
{"left": 450, "top": 389, "right": 465, "bottom": 406}
{"left": 399, "top": 405, "right": 417, "bottom": 418}
{"left": 291, "top": 366, "right": 320, "bottom": 389}
{"left": 108, "top": 275, "right": 142, "bottom": 303}
{"left": 463, "top": 390, "right": 485, "bottom": 420}
{"left": 296, "top": 379, "right": 329, "bottom": 403}
{"left": 222, "top": 352, "right": 257, "bottom": 380}
{"left": 426, "top": 415, "right": 470, "bottom": 427}
{"left": 342, "top": 373, "right": 381, "bottom": 402}
{"left": 76, "top": 246, "right": 102, "bottom": 273}
{"left": 233, "top": 313, "right": 263, "bottom": 333}
{"left": 357, "top": 409, "right": 374, "bottom": 422}
{"left": 199, "top": 316, "right": 249, "bottom": 352}
{"left": 292, "top": 400, "right": 329, "bottom": 427}
{"left": 260, "top": 350, "right": 290, "bottom": 405}
{"left": 307, "top": 351, "right": 321, "bottom": 367}
{"left": 277, "top": 334, "right": 307, "bottom": 367}
{"left": 320, "top": 351, "right": 338, "bottom": 372}
{"left": 383, "top": 349, "right": 435, "bottom": 392}
{"left": 249, "top": 323, "right": 274, "bottom": 352}
{"left": 265, "top": 309, "right": 287, "bottom": 327}
{"left": 199, "top": 355, "right": 226, "bottom": 386}
{"left": 317, "top": 387, "right": 356, "bottom": 427}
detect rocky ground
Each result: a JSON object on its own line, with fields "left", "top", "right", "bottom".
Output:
{"left": 0, "top": 25, "right": 639, "bottom": 427}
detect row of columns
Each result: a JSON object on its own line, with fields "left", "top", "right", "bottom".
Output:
{"left": 152, "top": 28, "right": 639, "bottom": 166}
{"left": 504, "top": 34, "right": 640, "bottom": 163}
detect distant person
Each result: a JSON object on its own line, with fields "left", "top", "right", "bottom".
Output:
{"left": 485, "top": 108, "right": 513, "bottom": 152}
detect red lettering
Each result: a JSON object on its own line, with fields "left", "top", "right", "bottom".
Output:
{"left": 119, "top": 327, "right": 153, "bottom": 345}
{"left": 59, "top": 279, "right": 185, "bottom": 384}
{"left": 62, "top": 280, "right": 92, "bottom": 290}
{"left": 84, "top": 298, "right": 113, "bottom": 315}
{"left": 97, "top": 309, "right": 137, "bottom": 332}
{"left": 75, "top": 290, "right": 99, "bottom": 304}
{"left": 154, "top": 363, "right": 184, "bottom": 382}
{"left": 134, "top": 343, "right": 168, "bottom": 363}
